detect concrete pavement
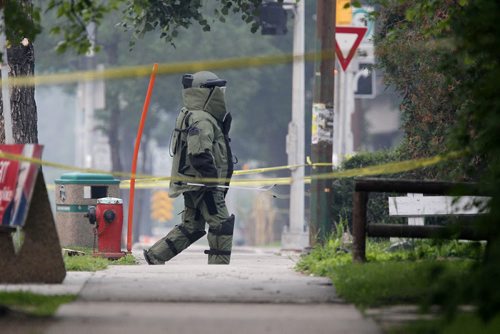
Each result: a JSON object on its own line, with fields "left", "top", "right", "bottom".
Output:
{"left": 0, "top": 246, "right": 381, "bottom": 334}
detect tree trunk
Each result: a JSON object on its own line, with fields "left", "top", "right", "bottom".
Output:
{"left": 0, "top": 4, "right": 66, "bottom": 283}
{"left": 0, "top": 42, "right": 37, "bottom": 144}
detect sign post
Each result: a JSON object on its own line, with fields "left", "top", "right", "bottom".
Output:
{"left": 332, "top": 26, "right": 367, "bottom": 166}
{"left": 0, "top": 145, "right": 43, "bottom": 228}
{"left": 335, "top": 26, "right": 367, "bottom": 71}
{"left": 0, "top": 145, "right": 66, "bottom": 283}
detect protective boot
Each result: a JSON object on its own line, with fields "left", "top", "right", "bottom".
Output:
{"left": 205, "top": 214, "right": 235, "bottom": 264}
{"left": 144, "top": 224, "right": 206, "bottom": 265}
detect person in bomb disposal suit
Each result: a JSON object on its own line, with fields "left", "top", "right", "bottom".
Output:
{"left": 144, "top": 71, "right": 235, "bottom": 265}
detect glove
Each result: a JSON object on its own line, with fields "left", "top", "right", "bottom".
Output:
{"left": 189, "top": 152, "right": 218, "bottom": 187}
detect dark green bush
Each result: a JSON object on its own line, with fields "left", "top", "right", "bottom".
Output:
{"left": 332, "top": 150, "right": 406, "bottom": 230}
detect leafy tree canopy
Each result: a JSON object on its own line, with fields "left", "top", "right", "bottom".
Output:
{"left": 17, "top": 0, "right": 282, "bottom": 54}
{"left": 33, "top": 0, "right": 297, "bottom": 170}
{"left": 2, "top": 1, "right": 41, "bottom": 43}
{"left": 376, "top": 0, "right": 500, "bottom": 324}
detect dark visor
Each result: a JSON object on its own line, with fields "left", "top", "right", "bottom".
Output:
{"left": 182, "top": 74, "right": 194, "bottom": 89}
{"left": 182, "top": 74, "right": 227, "bottom": 89}
{"left": 200, "top": 79, "right": 227, "bottom": 88}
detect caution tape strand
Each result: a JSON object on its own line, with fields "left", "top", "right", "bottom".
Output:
{"left": 1, "top": 51, "right": 330, "bottom": 88}
{"left": 0, "top": 150, "right": 464, "bottom": 189}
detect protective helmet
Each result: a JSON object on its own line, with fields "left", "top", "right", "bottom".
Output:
{"left": 182, "top": 71, "right": 227, "bottom": 89}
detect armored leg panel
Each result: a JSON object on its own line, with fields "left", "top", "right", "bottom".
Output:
{"left": 145, "top": 225, "right": 206, "bottom": 264}
{"left": 206, "top": 214, "right": 235, "bottom": 264}
{"left": 145, "top": 198, "right": 205, "bottom": 265}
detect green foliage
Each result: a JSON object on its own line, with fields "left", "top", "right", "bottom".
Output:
{"left": 33, "top": 2, "right": 296, "bottom": 177}
{"left": 46, "top": 0, "right": 120, "bottom": 54}
{"left": 296, "top": 240, "right": 352, "bottom": 277}
{"left": 374, "top": 1, "right": 476, "bottom": 182}
{"left": 3, "top": 1, "right": 41, "bottom": 43}
{"left": 0, "top": 292, "right": 76, "bottom": 316}
{"left": 123, "top": 0, "right": 266, "bottom": 47}
{"left": 111, "top": 254, "right": 138, "bottom": 265}
{"left": 0, "top": 0, "right": 290, "bottom": 55}
{"left": 93, "top": 7, "right": 294, "bottom": 169}
{"left": 40, "top": 0, "right": 276, "bottom": 54}
{"left": 447, "top": 0, "right": 500, "bottom": 273}
{"left": 388, "top": 319, "right": 442, "bottom": 334}
{"left": 411, "top": 240, "right": 484, "bottom": 261}
{"left": 297, "top": 233, "right": 481, "bottom": 309}
{"left": 332, "top": 261, "right": 472, "bottom": 308}
{"left": 389, "top": 314, "right": 500, "bottom": 334}
{"left": 64, "top": 253, "right": 109, "bottom": 271}
{"left": 440, "top": 314, "right": 500, "bottom": 334}
{"left": 331, "top": 150, "right": 405, "bottom": 228}
{"left": 376, "top": 0, "right": 500, "bottom": 323}
{"left": 63, "top": 248, "right": 137, "bottom": 271}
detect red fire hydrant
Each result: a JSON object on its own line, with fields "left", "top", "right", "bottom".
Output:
{"left": 86, "top": 197, "right": 125, "bottom": 259}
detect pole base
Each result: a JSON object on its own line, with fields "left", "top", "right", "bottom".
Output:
{"left": 281, "top": 228, "right": 310, "bottom": 251}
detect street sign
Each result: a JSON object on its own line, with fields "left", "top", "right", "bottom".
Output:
{"left": 335, "top": 26, "right": 367, "bottom": 71}
{"left": 0, "top": 144, "right": 43, "bottom": 228}
{"left": 355, "top": 62, "right": 376, "bottom": 99}
{"left": 352, "top": 6, "right": 375, "bottom": 45}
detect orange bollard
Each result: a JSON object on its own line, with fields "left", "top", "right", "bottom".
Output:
{"left": 127, "top": 63, "right": 158, "bottom": 253}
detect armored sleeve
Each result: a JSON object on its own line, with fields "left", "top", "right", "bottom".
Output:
{"left": 187, "top": 120, "right": 213, "bottom": 154}
{"left": 187, "top": 120, "right": 218, "bottom": 179}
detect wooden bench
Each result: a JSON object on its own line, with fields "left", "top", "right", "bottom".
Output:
{"left": 388, "top": 193, "right": 489, "bottom": 225}
{"left": 352, "top": 178, "right": 490, "bottom": 262}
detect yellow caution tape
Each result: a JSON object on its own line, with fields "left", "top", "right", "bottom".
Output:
{"left": 3, "top": 51, "right": 330, "bottom": 88}
{"left": 132, "top": 151, "right": 463, "bottom": 187}
{"left": 306, "top": 156, "right": 333, "bottom": 168}
{"left": 0, "top": 150, "right": 309, "bottom": 183}
{"left": 233, "top": 164, "right": 306, "bottom": 175}
{"left": 0, "top": 151, "right": 151, "bottom": 179}
{"left": 310, "top": 151, "right": 463, "bottom": 182}
{"left": 2, "top": 150, "right": 463, "bottom": 190}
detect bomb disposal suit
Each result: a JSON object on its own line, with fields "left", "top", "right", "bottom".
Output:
{"left": 144, "top": 71, "right": 235, "bottom": 265}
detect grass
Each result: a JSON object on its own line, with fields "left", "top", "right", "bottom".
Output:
{"left": 111, "top": 254, "right": 138, "bottom": 265}
{"left": 63, "top": 247, "right": 137, "bottom": 271}
{"left": 296, "top": 223, "right": 490, "bottom": 332}
{"left": 330, "top": 260, "right": 472, "bottom": 308}
{"left": 0, "top": 291, "right": 76, "bottom": 317}
{"left": 388, "top": 314, "right": 500, "bottom": 334}
{"left": 297, "top": 237, "right": 480, "bottom": 308}
{"left": 0, "top": 249, "right": 138, "bottom": 318}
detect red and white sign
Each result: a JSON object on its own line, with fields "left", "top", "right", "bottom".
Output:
{"left": 335, "top": 26, "right": 367, "bottom": 71}
{"left": 0, "top": 144, "right": 43, "bottom": 228}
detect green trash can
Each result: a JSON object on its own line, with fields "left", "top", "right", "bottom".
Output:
{"left": 54, "top": 173, "right": 121, "bottom": 247}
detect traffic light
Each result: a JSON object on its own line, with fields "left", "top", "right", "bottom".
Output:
{"left": 337, "top": 0, "right": 353, "bottom": 26}
{"left": 259, "top": 1, "right": 287, "bottom": 35}
{"left": 150, "top": 190, "right": 174, "bottom": 222}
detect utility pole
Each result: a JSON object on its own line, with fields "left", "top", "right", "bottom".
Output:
{"left": 83, "top": 22, "right": 96, "bottom": 168}
{"left": 76, "top": 23, "right": 97, "bottom": 169}
{"left": 310, "top": 0, "right": 336, "bottom": 245}
{"left": 282, "top": 0, "right": 308, "bottom": 250}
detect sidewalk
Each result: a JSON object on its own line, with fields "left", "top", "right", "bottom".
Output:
{"left": 1, "top": 246, "right": 381, "bottom": 334}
